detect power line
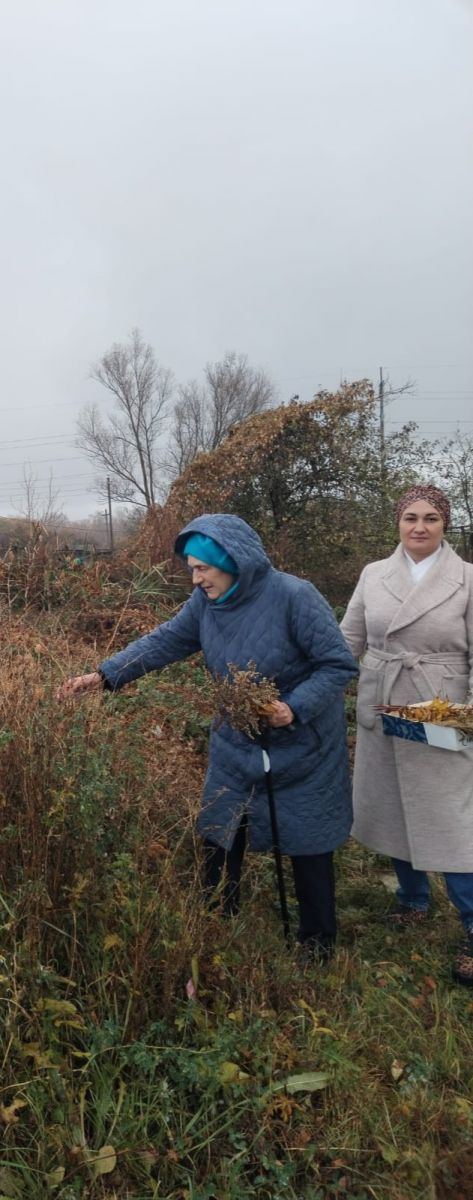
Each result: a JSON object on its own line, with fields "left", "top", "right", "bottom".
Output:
{"left": 273, "top": 371, "right": 472, "bottom": 384}
{"left": 411, "top": 391, "right": 473, "bottom": 396}
{"left": 0, "top": 400, "right": 84, "bottom": 415}
{"left": 0, "top": 485, "right": 98, "bottom": 499}
{"left": 0, "top": 455, "right": 85, "bottom": 468}
{"left": 0, "top": 476, "right": 105, "bottom": 493}
{"left": 387, "top": 419, "right": 473, "bottom": 425}
{"left": 0, "top": 470, "right": 94, "bottom": 481}
{"left": 0, "top": 433, "right": 72, "bottom": 447}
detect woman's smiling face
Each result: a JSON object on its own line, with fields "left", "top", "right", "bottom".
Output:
{"left": 399, "top": 500, "right": 444, "bottom": 561}
{"left": 187, "top": 555, "right": 236, "bottom": 599}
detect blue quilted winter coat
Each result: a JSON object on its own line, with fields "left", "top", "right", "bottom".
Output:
{"left": 99, "top": 514, "right": 358, "bottom": 855}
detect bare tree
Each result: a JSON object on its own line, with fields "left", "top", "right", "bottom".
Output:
{"left": 15, "top": 464, "right": 65, "bottom": 532}
{"left": 205, "top": 351, "right": 275, "bottom": 447}
{"left": 169, "top": 381, "right": 208, "bottom": 475}
{"left": 77, "top": 329, "right": 173, "bottom": 508}
{"left": 167, "top": 351, "right": 275, "bottom": 476}
{"left": 435, "top": 430, "right": 473, "bottom": 558}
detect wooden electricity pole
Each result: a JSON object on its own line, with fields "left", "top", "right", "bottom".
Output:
{"left": 106, "top": 477, "right": 114, "bottom": 553}
{"left": 379, "top": 367, "right": 385, "bottom": 466}
{"left": 379, "top": 367, "right": 387, "bottom": 518}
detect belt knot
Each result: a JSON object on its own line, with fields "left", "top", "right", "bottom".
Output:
{"left": 403, "top": 653, "right": 420, "bottom": 670}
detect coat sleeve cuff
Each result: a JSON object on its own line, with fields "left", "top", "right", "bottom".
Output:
{"left": 98, "top": 668, "right": 114, "bottom": 692}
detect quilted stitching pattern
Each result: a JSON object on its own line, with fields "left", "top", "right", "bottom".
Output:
{"left": 101, "top": 514, "right": 358, "bottom": 853}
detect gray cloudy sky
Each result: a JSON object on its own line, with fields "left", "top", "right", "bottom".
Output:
{"left": 1, "top": 0, "right": 472, "bottom": 522}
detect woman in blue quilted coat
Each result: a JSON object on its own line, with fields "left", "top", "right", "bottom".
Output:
{"left": 57, "top": 514, "right": 357, "bottom": 956}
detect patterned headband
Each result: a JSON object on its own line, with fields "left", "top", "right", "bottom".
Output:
{"left": 395, "top": 485, "right": 450, "bottom": 530}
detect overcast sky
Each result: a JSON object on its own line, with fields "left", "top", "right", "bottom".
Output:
{"left": 0, "top": 0, "right": 472, "bottom": 523}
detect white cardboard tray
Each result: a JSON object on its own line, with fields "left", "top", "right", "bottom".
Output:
{"left": 379, "top": 703, "right": 473, "bottom": 752}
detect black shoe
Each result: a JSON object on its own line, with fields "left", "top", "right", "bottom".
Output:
{"left": 452, "top": 933, "right": 473, "bottom": 987}
{"left": 385, "top": 905, "right": 429, "bottom": 930}
{"left": 297, "top": 936, "right": 335, "bottom": 965}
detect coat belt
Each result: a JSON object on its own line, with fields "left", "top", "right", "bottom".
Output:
{"left": 364, "top": 648, "right": 467, "bottom": 706}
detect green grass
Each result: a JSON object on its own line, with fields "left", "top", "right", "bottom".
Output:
{"left": 0, "top": 627, "right": 472, "bottom": 1199}
{"left": 2, "top": 852, "right": 472, "bottom": 1200}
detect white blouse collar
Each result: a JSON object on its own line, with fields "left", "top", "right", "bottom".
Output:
{"left": 403, "top": 543, "right": 443, "bottom": 582}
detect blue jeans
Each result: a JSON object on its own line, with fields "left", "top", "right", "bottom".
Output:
{"left": 392, "top": 858, "right": 473, "bottom": 932}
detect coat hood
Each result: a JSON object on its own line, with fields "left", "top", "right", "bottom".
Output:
{"left": 175, "top": 513, "right": 271, "bottom": 604}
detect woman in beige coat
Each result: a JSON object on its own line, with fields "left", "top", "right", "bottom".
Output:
{"left": 341, "top": 484, "right": 473, "bottom": 986}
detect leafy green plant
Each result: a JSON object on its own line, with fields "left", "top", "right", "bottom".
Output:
{"left": 1, "top": 615, "right": 472, "bottom": 1198}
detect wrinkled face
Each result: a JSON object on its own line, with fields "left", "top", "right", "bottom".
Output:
{"left": 399, "top": 500, "right": 444, "bottom": 561}
{"left": 187, "top": 555, "right": 235, "bottom": 599}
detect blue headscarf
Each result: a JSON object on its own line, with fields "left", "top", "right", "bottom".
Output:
{"left": 182, "top": 532, "right": 238, "bottom": 575}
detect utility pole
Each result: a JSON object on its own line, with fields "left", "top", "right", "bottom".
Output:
{"left": 379, "top": 366, "right": 385, "bottom": 467}
{"left": 379, "top": 366, "right": 387, "bottom": 518}
{"left": 377, "top": 366, "right": 414, "bottom": 520}
{"left": 106, "top": 477, "right": 114, "bottom": 553}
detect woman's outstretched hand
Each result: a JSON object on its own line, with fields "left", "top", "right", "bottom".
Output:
{"left": 268, "top": 701, "right": 294, "bottom": 728}
{"left": 56, "top": 672, "right": 103, "bottom": 702}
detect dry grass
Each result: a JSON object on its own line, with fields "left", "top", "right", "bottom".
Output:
{"left": 0, "top": 603, "right": 472, "bottom": 1199}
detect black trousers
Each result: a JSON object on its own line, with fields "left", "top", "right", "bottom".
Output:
{"left": 203, "top": 816, "right": 336, "bottom": 948}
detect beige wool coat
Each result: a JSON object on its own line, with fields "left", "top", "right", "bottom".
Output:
{"left": 341, "top": 541, "right": 473, "bottom": 871}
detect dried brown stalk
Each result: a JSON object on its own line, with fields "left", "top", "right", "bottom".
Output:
{"left": 208, "top": 661, "right": 279, "bottom": 738}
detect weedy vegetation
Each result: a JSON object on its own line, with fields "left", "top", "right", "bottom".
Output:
{"left": 0, "top": 557, "right": 472, "bottom": 1200}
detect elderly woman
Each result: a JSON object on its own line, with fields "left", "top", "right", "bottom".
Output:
{"left": 57, "top": 513, "right": 357, "bottom": 959}
{"left": 341, "top": 484, "right": 473, "bottom": 986}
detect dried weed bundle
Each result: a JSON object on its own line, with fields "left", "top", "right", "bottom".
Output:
{"left": 209, "top": 661, "right": 279, "bottom": 738}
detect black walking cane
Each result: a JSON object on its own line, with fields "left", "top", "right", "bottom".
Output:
{"left": 259, "top": 724, "right": 291, "bottom": 944}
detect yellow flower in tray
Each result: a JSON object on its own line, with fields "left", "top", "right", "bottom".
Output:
{"left": 378, "top": 697, "right": 473, "bottom": 736}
